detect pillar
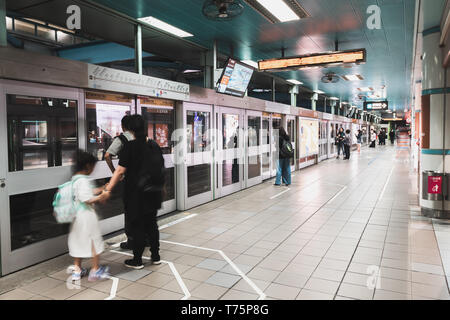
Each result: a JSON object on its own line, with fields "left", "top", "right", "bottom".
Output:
{"left": 311, "top": 93, "right": 318, "bottom": 111}
{"left": 420, "top": 26, "right": 450, "bottom": 217}
{"left": 272, "top": 78, "right": 276, "bottom": 102}
{"left": 204, "top": 40, "right": 217, "bottom": 89}
{"left": 0, "top": 0, "right": 6, "bottom": 47}
{"left": 289, "top": 85, "right": 298, "bottom": 107}
{"left": 135, "top": 24, "right": 143, "bottom": 75}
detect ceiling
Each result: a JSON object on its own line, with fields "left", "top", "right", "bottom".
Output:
{"left": 6, "top": 0, "right": 419, "bottom": 111}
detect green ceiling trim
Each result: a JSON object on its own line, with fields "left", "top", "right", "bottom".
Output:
{"left": 422, "top": 88, "right": 450, "bottom": 96}
{"left": 423, "top": 26, "right": 441, "bottom": 37}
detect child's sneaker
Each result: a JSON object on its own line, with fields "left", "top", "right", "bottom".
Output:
{"left": 88, "top": 266, "right": 110, "bottom": 282}
{"left": 72, "top": 268, "right": 88, "bottom": 282}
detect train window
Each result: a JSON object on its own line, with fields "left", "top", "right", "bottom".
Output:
{"left": 7, "top": 95, "right": 78, "bottom": 172}
{"left": 248, "top": 116, "right": 260, "bottom": 147}
{"left": 142, "top": 107, "right": 175, "bottom": 155}
{"left": 86, "top": 102, "right": 132, "bottom": 161}
{"left": 222, "top": 114, "right": 240, "bottom": 150}
{"left": 186, "top": 111, "right": 210, "bottom": 153}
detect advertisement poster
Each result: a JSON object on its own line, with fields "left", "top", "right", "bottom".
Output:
{"left": 155, "top": 124, "right": 169, "bottom": 148}
{"left": 300, "top": 119, "right": 319, "bottom": 158}
{"left": 95, "top": 104, "right": 128, "bottom": 139}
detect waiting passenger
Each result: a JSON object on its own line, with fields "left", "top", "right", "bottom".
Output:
{"left": 275, "top": 127, "right": 293, "bottom": 186}
{"left": 104, "top": 115, "right": 136, "bottom": 251}
{"left": 389, "top": 129, "right": 395, "bottom": 145}
{"left": 355, "top": 130, "right": 362, "bottom": 153}
{"left": 370, "top": 130, "right": 377, "bottom": 148}
{"left": 68, "top": 151, "right": 110, "bottom": 282}
{"left": 344, "top": 129, "right": 351, "bottom": 160}
{"left": 103, "top": 115, "right": 164, "bottom": 269}
{"left": 336, "top": 127, "right": 345, "bottom": 159}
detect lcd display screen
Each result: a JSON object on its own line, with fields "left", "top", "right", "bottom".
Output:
{"left": 217, "top": 59, "right": 254, "bottom": 98}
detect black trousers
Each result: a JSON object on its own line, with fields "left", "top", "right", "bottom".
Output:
{"left": 344, "top": 144, "right": 351, "bottom": 159}
{"left": 130, "top": 210, "right": 160, "bottom": 263}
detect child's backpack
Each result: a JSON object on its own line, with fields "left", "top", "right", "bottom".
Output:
{"left": 52, "top": 176, "right": 83, "bottom": 224}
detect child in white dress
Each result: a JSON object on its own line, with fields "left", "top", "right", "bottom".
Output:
{"left": 68, "top": 151, "right": 110, "bottom": 282}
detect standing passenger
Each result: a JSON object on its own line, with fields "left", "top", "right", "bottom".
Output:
{"left": 389, "top": 129, "right": 395, "bottom": 145}
{"left": 344, "top": 129, "right": 351, "bottom": 160}
{"left": 336, "top": 127, "right": 345, "bottom": 159}
{"left": 370, "top": 130, "right": 377, "bottom": 148}
{"left": 103, "top": 115, "right": 163, "bottom": 269}
{"left": 104, "top": 115, "right": 136, "bottom": 250}
{"left": 355, "top": 130, "right": 362, "bottom": 153}
{"left": 275, "top": 127, "right": 292, "bottom": 186}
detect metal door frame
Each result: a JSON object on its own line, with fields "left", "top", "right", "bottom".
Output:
{"left": 137, "top": 99, "right": 176, "bottom": 216}
{"left": 0, "top": 80, "right": 85, "bottom": 275}
{"left": 261, "top": 114, "right": 272, "bottom": 180}
{"left": 215, "top": 106, "right": 244, "bottom": 198}
{"left": 286, "top": 115, "right": 297, "bottom": 172}
{"left": 176, "top": 102, "right": 214, "bottom": 211}
{"left": 245, "top": 110, "right": 263, "bottom": 188}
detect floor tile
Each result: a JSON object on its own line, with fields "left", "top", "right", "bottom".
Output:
{"left": 220, "top": 289, "right": 259, "bottom": 300}
{"left": 304, "top": 278, "right": 340, "bottom": 295}
{"left": 190, "top": 283, "right": 228, "bottom": 300}
{"left": 117, "top": 283, "right": 158, "bottom": 300}
{"left": 144, "top": 288, "right": 184, "bottom": 300}
{"left": 67, "top": 288, "right": 109, "bottom": 300}
{"left": 137, "top": 272, "right": 174, "bottom": 288}
{"left": 264, "top": 283, "right": 301, "bottom": 300}
{"left": 20, "top": 277, "right": 63, "bottom": 295}
{"left": 205, "top": 272, "right": 241, "bottom": 288}
{"left": 296, "top": 289, "right": 334, "bottom": 300}
{"left": 196, "top": 258, "right": 228, "bottom": 271}
{"left": 115, "top": 269, "right": 152, "bottom": 282}
{"left": 0, "top": 288, "right": 36, "bottom": 300}
{"left": 337, "top": 283, "right": 374, "bottom": 300}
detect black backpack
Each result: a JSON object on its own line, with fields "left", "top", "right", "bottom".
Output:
{"left": 136, "top": 139, "right": 166, "bottom": 194}
{"left": 280, "top": 138, "right": 295, "bottom": 158}
{"left": 115, "top": 134, "right": 128, "bottom": 158}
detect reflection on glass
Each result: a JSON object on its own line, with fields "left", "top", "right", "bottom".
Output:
{"left": 248, "top": 155, "right": 261, "bottom": 179}
{"left": 10, "top": 189, "right": 70, "bottom": 251}
{"left": 7, "top": 95, "right": 78, "bottom": 172}
{"left": 86, "top": 102, "right": 131, "bottom": 161}
{"left": 37, "top": 26, "right": 56, "bottom": 41}
{"left": 14, "top": 20, "right": 35, "bottom": 35}
{"left": 187, "top": 111, "right": 210, "bottom": 153}
{"left": 262, "top": 152, "right": 270, "bottom": 174}
{"left": 248, "top": 116, "right": 260, "bottom": 147}
{"left": 222, "top": 159, "right": 239, "bottom": 186}
{"left": 262, "top": 119, "right": 270, "bottom": 145}
{"left": 187, "top": 164, "right": 211, "bottom": 197}
{"left": 222, "top": 114, "right": 239, "bottom": 150}
{"left": 142, "top": 107, "right": 174, "bottom": 154}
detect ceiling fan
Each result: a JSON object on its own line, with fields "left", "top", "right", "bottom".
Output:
{"left": 321, "top": 72, "right": 340, "bottom": 84}
{"left": 202, "top": 0, "right": 245, "bottom": 21}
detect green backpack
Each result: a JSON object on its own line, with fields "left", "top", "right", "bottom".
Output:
{"left": 52, "top": 176, "right": 84, "bottom": 224}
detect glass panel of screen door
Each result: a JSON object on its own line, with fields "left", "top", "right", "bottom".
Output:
{"left": 248, "top": 116, "right": 261, "bottom": 179}
{"left": 7, "top": 94, "right": 78, "bottom": 172}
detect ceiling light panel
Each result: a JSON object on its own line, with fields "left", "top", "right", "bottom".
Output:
{"left": 138, "top": 16, "right": 193, "bottom": 38}
{"left": 287, "top": 79, "right": 303, "bottom": 85}
{"left": 342, "top": 74, "right": 364, "bottom": 81}
{"left": 244, "top": 0, "right": 310, "bottom": 24}
{"left": 242, "top": 60, "right": 259, "bottom": 68}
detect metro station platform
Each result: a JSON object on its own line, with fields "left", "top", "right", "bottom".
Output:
{"left": 1, "top": 145, "right": 449, "bottom": 300}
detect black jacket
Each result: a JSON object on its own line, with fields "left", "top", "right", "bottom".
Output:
{"left": 279, "top": 134, "right": 291, "bottom": 159}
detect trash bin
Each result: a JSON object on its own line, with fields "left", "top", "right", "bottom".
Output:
{"left": 422, "top": 171, "right": 445, "bottom": 201}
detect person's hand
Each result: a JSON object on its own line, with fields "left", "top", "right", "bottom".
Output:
{"left": 98, "top": 190, "right": 111, "bottom": 203}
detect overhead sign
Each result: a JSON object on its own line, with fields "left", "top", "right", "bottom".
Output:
{"left": 88, "top": 64, "right": 190, "bottom": 101}
{"left": 258, "top": 49, "right": 366, "bottom": 72}
{"left": 364, "top": 101, "right": 388, "bottom": 111}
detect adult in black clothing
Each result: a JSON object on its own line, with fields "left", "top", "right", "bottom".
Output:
{"left": 389, "top": 130, "right": 395, "bottom": 145}
{"left": 102, "top": 115, "right": 163, "bottom": 269}
{"left": 275, "top": 127, "right": 292, "bottom": 186}
{"left": 336, "top": 127, "right": 345, "bottom": 159}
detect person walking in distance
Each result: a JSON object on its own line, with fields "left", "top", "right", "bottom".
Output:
{"left": 275, "top": 127, "right": 293, "bottom": 186}
{"left": 336, "top": 127, "right": 345, "bottom": 159}
{"left": 370, "top": 129, "right": 377, "bottom": 148}
{"left": 104, "top": 115, "right": 136, "bottom": 250}
{"left": 389, "top": 129, "right": 395, "bottom": 145}
{"left": 102, "top": 115, "right": 165, "bottom": 269}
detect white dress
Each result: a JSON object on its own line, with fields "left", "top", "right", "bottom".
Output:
{"left": 68, "top": 175, "right": 104, "bottom": 258}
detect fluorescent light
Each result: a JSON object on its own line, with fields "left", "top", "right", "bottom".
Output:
{"left": 342, "top": 74, "right": 363, "bottom": 81}
{"left": 183, "top": 69, "right": 202, "bottom": 74}
{"left": 138, "top": 16, "right": 193, "bottom": 38}
{"left": 242, "top": 60, "right": 259, "bottom": 69}
{"left": 314, "top": 90, "right": 325, "bottom": 94}
{"left": 329, "top": 97, "right": 339, "bottom": 100}
{"left": 287, "top": 79, "right": 303, "bottom": 85}
{"left": 358, "top": 87, "right": 373, "bottom": 92}
{"left": 256, "top": 0, "right": 300, "bottom": 22}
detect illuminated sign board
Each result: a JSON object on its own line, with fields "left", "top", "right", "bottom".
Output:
{"left": 258, "top": 49, "right": 366, "bottom": 71}
{"left": 364, "top": 101, "right": 388, "bottom": 111}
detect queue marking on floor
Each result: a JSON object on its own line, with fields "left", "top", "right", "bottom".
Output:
{"left": 160, "top": 240, "right": 266, "bottom": 300}
{"left": 110, "top": 249, "right": 191, "bottom": 300}
{"left": 104, "top": 276, "right": 119, "bottom": 300}
{"left": 270, "top": 187, "right": 291, "bottom": 200}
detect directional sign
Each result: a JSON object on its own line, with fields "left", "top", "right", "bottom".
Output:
{"left": 364, "top": 101, "right": 388, "bottom": 111}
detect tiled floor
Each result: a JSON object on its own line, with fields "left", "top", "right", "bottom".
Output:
{"left": 1, "top": 145, "right": 450, "bottom": 300}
